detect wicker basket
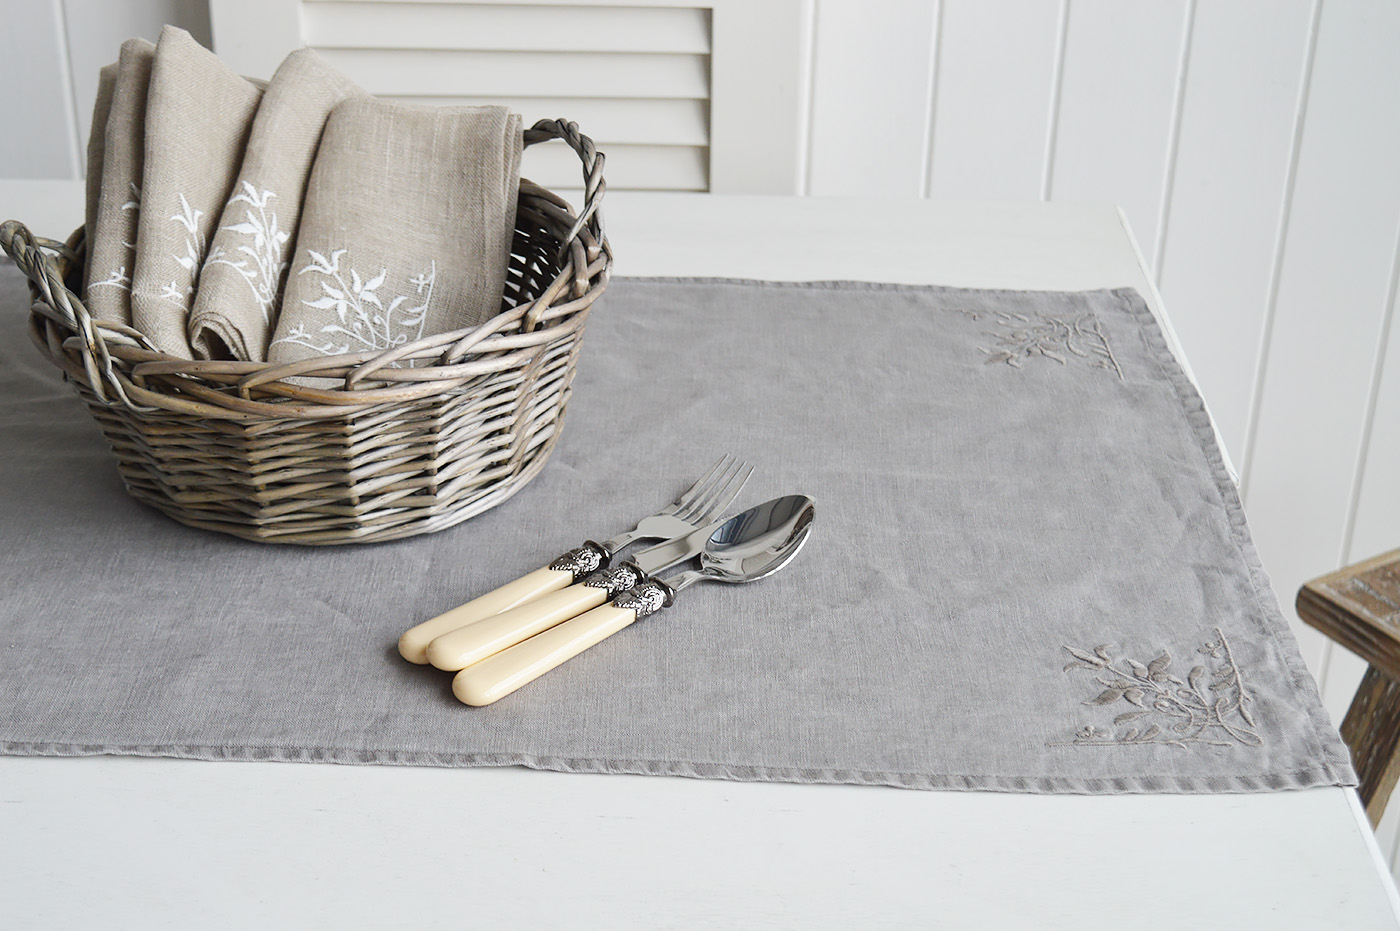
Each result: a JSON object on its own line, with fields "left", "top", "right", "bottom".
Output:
{"left": 0, "top": 119, "right": 610, "bottom": 545}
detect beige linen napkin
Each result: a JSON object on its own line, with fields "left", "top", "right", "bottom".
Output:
{"left": 130, "top": 26, "right": 262, "bottom": 359}
{"left": 189, "top": 48, "right": 363, "bottom": 361}
{"left": 85, "top": 38, "right": 154, "bottom": 326}
{"left": 269, "top": 100, "right": 522, "bottom": 364}
{"left": 83, "top": 63, "right": 117, "bottom": 280}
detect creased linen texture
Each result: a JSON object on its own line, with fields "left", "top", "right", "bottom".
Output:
{"left": 84, "top": 37, "right": 154, "bottom": 326}
{"left": 268, "top": 99, "right": 522, "bottom": 364}
{"left": 0, "top": 268, "right": 1356, "bottom": 794}
{"left": 188, "top": 48, "right": 364, "bottom": 361}
{"left": 82, "top": 62, "right": 118, "bottom": 280}
{"left": 129, "top": 26, "right": 262, "bottom": 359}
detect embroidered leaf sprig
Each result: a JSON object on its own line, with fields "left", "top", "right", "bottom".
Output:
{"left": 205, "top": 182, "right": 292, "bottom": 323}
{"left": 270, "top": 248, "right": 436, "bottom": 360}
{"left": 980, "top": 310, "right": 1123, "bottom": 380}
{"left": 1056, "top": 629, "right": 1261, "bottom": 749}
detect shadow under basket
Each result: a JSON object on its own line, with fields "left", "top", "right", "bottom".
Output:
{"left": 0, "top": 119, "right": 610, "bottom": 545}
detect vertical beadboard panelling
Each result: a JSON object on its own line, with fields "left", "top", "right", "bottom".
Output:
{"left": 925, "top": 0, "right": 1063, "bottom": 201}
{"left": 1155, "top": 0, "right": 1314, "bottom": 463}
{"left": 1240, "top": 1, "right": 1400, "bottom": 685}
{"left": 62, "top": 0, "right": 213, "bottom": 168}
{"left": 0, "top": 0, "right": 81, "bottom": 179}
{"left": 1048, "top": 0, "right": 1188, "bottom": 264}
{"left": 1318, "top": 220, "right": 1400, "bottom": 725}
{"left": 803, "top": 0, "right": 936, "bottom": 196}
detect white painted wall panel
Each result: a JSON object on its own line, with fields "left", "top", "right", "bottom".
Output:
{"left": 1048, "top": 0, "right": 1188, "bottom": 263}
{"left": 1324, "top": 219, "right": 1400, "bottom": 776}
{"left": 805, "top": 0, "right": 935, "bottom": 196}
{"left": 1240, "top": 0, "right": 1400, "bottom": 685}
{"left": 0, "top": 1, "right": 81, "bottom": 179}
{"left": 61, "top": 0, "right": 212, "bottom": 167}
{"left": 925, "top": 0, "right": 1062, "bottom": 201}
{"left": 1155, "top": 0, "right": 1313, "bottom": 463}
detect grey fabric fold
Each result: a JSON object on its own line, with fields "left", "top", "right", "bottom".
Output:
{"left": 129, "top": 25, "right": 262, "bottom": 359}
{"left": 189, "top": 48, "right": 364, "bottom": 362}
{"left": 84, "top": 38, "right": 154, "bottom": 326}
{"left": 268, "top": 99, "right": 522, "bottom": 363}
{"left": 0, "top": 269, "right": 1355, "bottom": 794}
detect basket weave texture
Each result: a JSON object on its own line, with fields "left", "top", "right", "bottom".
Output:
{"left": 0, "top": 119, "right": 610, "bottom": 545}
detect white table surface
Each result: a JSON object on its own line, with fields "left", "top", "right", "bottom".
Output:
{"left": 1, "top": 185, "right": 1396, "bottom": 929}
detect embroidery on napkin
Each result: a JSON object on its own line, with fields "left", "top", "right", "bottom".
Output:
{"left": 268, "top": 248, "right": 434, "bottom": 356}
{"left": 204, "top": 181, "right": 291, "bottom": 324}
{"left": 1054, "top": 629, "right": 1262, "bottom": 748}
{"left": 980, "top": 310, "right": 1123, "bottom": 380}
{"left": 159, "top": 192, "right": 205, "bottom": 304}
{"left": 90, "top": 183, "right": 141, "bottom": 293}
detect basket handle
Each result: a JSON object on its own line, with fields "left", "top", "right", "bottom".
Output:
{"left": 521, "top": 119, "right": 607, "bottom": 261}
{"left": 0, "top": 219, "right": 155, "bottom": 409}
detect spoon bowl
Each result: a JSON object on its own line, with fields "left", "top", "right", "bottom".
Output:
{"left": 669, "top": 494, "right": 815, "bottom": 591}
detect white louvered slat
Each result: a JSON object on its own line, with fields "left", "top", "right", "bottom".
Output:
{"left": 384, "top": 96, "right": 708, "bottom": 146}
{"left": 304, "top": 3, "right": 714, "bottom": 192}
{"left": 313, "top": 47, "right": 708, "bottom": 99}
{"left": 304, "top": 1, "right": 710, "bottom": 53}
{"left": 522, "top": 142, "right": 706, "bottom": 191}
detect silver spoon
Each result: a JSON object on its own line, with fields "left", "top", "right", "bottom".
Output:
{"left": 452, "top": 494, "right": 816, "bottom": 706}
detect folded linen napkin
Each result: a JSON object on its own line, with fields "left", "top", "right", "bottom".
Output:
{"left": 129, "top": 26, "right": 262, "bottom": 359}
{"left": 188, "top": 48, "right": 364, "bottom": 361}
{"left": 268, "top": 99, "right": 522, "bottom": 364}
{"left": 82, "top": 63, "right": 117, "bottom": 280}
{"left": 84, "top": 38, "right": 154, "bottom": 326}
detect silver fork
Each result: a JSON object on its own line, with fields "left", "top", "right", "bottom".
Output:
{"left": 398, "top": 456, "right": 753, "bottom": 663}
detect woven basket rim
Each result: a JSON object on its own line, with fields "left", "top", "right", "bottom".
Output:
{"left": 1, "top": 118, "right": 611, "bottom": 421}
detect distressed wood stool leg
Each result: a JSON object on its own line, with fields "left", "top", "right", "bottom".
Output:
{"left": 1341, "top": 665, "right": 1400, "bottom": 828}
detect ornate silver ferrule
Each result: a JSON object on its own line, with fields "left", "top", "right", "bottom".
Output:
{"left": 548, "top": 541, "right": 607, "bottom": 581}
{"left": 580, "top": 562, "right": 646, "bottom": 596}
{"left": 612, "top": 579, "right": 674, "bottom": 619}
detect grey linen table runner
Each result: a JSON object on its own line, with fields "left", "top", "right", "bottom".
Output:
{"left": 0, "top": 269, "right": 1355, "bottom": 793}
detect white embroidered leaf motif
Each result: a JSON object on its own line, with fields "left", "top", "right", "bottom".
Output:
{"left": 272, "top": 253, "right": 436, "bottom": 360}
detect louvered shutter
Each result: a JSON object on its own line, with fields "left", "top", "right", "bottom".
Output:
{"left": 210, "top": 0, "right": 808, "bottom": 195}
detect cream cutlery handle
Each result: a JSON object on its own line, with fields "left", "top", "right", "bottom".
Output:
{"left": 425, "top": 583, "right": 610, "bottom": 671}
{"left": 398, "top": 566, "right": 574, "bottom": 664}
{"left": 453, "top": 605, "right": 639, "bottom": 706}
